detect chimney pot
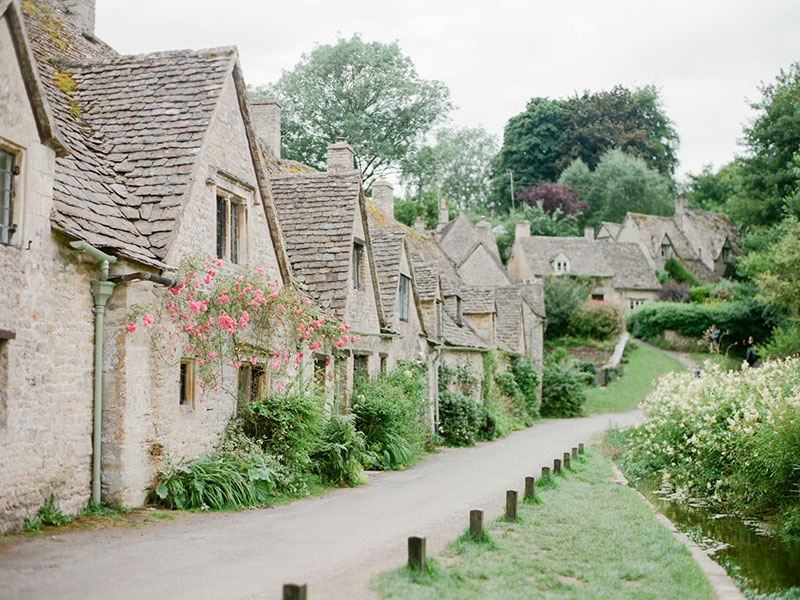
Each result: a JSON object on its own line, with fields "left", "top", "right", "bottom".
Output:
{"left": 250, "top": 97, "right": 282, "bottom": 159}
{"left": 515, "top": 220, "right": 530, "bottom": 240}
{"left": 437, "top": 196, "right": 449, "bottom": 232}
{"left": 584, "top": 226, "right": 594, "bottom": 240}
{"left": 413, "top": 216, "right": 425, "bottom": 232}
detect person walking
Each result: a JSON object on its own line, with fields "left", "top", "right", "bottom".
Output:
{"left": 744, "top": 335, "right": 757, "bottom": 367}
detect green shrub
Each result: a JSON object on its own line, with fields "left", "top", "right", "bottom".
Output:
{"left": 759, "top": 321, "right": 800, "bottom": 358}
{"left": 574, "top": 359, "right": 597, "bottom": 381}
{"left": 476, "top": 395, "right": 505, "bottom": 441}
{"left": 568, "top": 300, "right": 623, "bottom": 340}
{"left": 627, "top": 301, "right": 774, "bottom": 346}
{"left": 496, "top": 370, "right": 533, "bottom": 427}
{"left": 25, "top": 495, "right": 72, "bottom": 530}
{"left": 240, "top": 384, "right": 325, "bottom": 472}
{"left": 540, "top": 351, "right": 587, "bottom": 417}
{"left": 690, "top": 285, "right": 710, "bottom": 303}
{"left": 510, "top": 355, "right": 541, "bottom": 417}
{"left": 352, "top": 364, "right": 427, "bottom": 470}
{"left": 543, "top": 275, "right": 591, "bottom": 339}
{"left": 438, "top": 393, "right": 481, "bottom": 446}
{"left": 151, "top": 451, "right": 276, "bottom": 510}
{"left": 311, "top": 415, "right": 371, "bottom": 486}
{"left": 664, "top": 257, "right": 700, "bottom": 285}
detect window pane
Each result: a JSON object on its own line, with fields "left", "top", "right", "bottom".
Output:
{"left": 230, "top": 203, "right": 239, "bottom": 264}
{"left": 399, "top": 275, "right": 409, "bottom": 321}
{"left": 216, "top": 196, "right": 226, "bottom": 259}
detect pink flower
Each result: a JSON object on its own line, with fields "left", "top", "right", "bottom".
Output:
{"left": 269, "top": 291, "right": 278, "bottom": 299}
{"left": 335, "top": 341, "right": 343, "bottom": 348}
{"left": 198, "top": 380, "right": 205, "bottom": 388}
{"left": 125, "top": 324, "right": 136, "bottom": 333}
{"left": 256, "top": 267, "right": 263, "bottom": 275}
{"left": 277, "top": 381, "right": 286, "bottom": 392}
{"left": 208, "top": 351, "right": 216, "bottom": 359}
{"left": 208, "top": 268, "right": 217, "bottom": 277}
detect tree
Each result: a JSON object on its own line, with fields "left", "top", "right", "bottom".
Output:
{"left": 400, "top": 126, "right": 498, "bottom": 210}
{"left": 490, "top": 97, "right": 563, "bottom": 210}
{"left": 490, "top": 202, "right": 581, "bottom": 260}
{"left": 685, "top": 162, "right": 746, "bottom": 212}
{"left": 515, "top": 181, "right": 586, "bottom": 216}
{"left": 251, "top": 34, "right": 453, "bottom": 184}
{"left": 557, "top": 85, "right": 679, "bottom": 175}
{"left": 559, "top": 149, "right": 674, "bottom": 225}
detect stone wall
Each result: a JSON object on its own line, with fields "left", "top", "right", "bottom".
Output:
{"left": 458, "top": 246, "right": 510, "bottom": 287}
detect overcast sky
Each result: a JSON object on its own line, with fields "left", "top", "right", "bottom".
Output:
{"left": 97, "top": 0, "right": 799, "bottom": 181}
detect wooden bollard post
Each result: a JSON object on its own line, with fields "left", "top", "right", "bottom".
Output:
{"left": 571, "top": 447, "right": 578, "bottom": 458}
{"left": 554, "top": 458, "right": 561, "bottom": 474}
{"left": 541, "top": 466, "right": 550, "bottom": 478}
{"left": 564, "top": 455, "right": 571, "bottom": 470}
{"left": 470, "top": 509, "right": 483, "bottom": 538}
{"left": 506, "top": 490, "right": 518, "bottom": 521}
{"left": 283, "top": 584, "right": 307, "bottom": 600}
{"left": 408, "top": 536, "right": 426, "bottom": 572}
{"left": 524, "top": 476, "right": 535, "bottom": 500}
{"left": 578, "top": 443, "right": 585, "bottom": 454}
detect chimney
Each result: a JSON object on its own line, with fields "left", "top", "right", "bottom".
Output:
{"left": 62, "top": 0, "right": 96, "bottom": 34}
{"left": 372, "top": 179, "right": 394, "bottom": 219}
{"left": 584, "top": 226, "right": 594, "bottom": 241}
{"left": 327, "top": 137, "right": 355, "bottom": 171}
{"left": 674, "top": 195, "right": 687, "bottom": 229}
{"left": 436, "top": 196, "right": 449, "bottom": 232}
{"left": 413, "top": 216, "right": 425, "bottom": 232}
{"left": 476, "top": 219, "right": 493, "bottom": 246}
{"left": 515, "top": 220, "right": 530, "bottom": 240}
{"left": 250, "top": 98, "right": 281, "bottom": 159}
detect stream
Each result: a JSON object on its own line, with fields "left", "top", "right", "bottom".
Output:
{"left": 636, "top": 478, "right": 800, "bottom": 597}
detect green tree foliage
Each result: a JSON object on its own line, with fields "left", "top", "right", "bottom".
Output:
{"left": 685, "top": 162, "right": 746, "bottom": 211}
{"left": 540, "top": 350, "right": 588, "bottom": 418}
{"left": 491, "top": 86, "right": 678, "bottom": 210}
{"left": 251, "top": 34, "right": 453, "bottom": 184}
{"left": 542, "top": 276, "right": 591, "bottom": 339}
{"left": 393, "top": 193, "right": 441, "bottom": 229}
{"left": 558, "top": 149, "right": 674, "bottom": 225}
{"left": 491, "top": 203, "right": 580, "bottom": 260}
{"left": 401, "top": 126, "right": 499, "bottom": 210}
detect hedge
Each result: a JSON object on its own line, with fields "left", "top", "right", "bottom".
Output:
{"left": 627, "top": 301, "right": 774, "bottom": 345}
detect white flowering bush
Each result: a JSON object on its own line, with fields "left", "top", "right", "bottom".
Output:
{"left": 621, "top": 357, "right": 800, "bottom": 523}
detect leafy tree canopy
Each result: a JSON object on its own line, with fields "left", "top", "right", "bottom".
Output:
{"left": 250, "top": 34, "right": 453, "bottom": 185}
{"left": 400, "top": 126, "right": 498, "bottom": 210}
{"left": 515, "top": 181, "right": 586, "bottom": 216}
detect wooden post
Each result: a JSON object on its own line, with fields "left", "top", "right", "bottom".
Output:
{"left": 506, "top": 490, "right": 518, "bottom": 521}
{"left": 283, "top": 584, "right": 307, "bottom": 600}
{"left": 579, "top": 443, "right": 585, "bottom": 454}
{"left": 524, "top": 476, "right": 535, "bottom": 500}
{"left": 564, "top": 452, "right": 571, "bottom": 469}
{"left": 554, "top": 458, "right": 561, "bottom": 474}
{"left": 541, "top": 466, "right": 550, "bottom": 478}
{"left": 571, "top": 447, "right": 578, "bottom": 458}
{"left": 469, "top": 509, "right": 483, "bottom": 538}
{"left": 408, "top": 536, "right": 426, "bottom": 572}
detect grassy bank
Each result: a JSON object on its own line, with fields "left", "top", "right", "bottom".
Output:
{"left": 583, "top": 344, "right": 685, "bottom": 414}
{"left": 372, "top": 450, "right": 715, "bottom": 599}
{"left": 689, "top": 351, "right": 742, "bottom": 372}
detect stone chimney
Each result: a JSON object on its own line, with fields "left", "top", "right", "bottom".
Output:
{"left": 584, "top": 226, "right": 594, "bottom": 241}
{"left": 674, "top": 195, "right": 687, "bottom": 229}
{"left": 515, "top": 220, "right": 530, "bottom": 240}
{"left": 476, "top": 219, "right": 493, "bottom": 246}
{"left": 62, "top": 0, "right": 96, "bottom": 34}
{"left": 326, "top": 137, "right": 355, "bottom": 171}
{"left": 413, "top": 216, "right": 425, "bottom": 232}
{"left": 250, "top": 98, "right": 281, "bottom": 159}
{"left": 436, "top": 196, "right": 449, "bottom": 232}
{"left": 372, "top": 179, "right": 394, "bottom": 219}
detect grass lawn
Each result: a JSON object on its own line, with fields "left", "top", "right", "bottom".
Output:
{"left": 583, "top": 344, "right": 684, "bottom": 414}
{"left": 372, "top": 450, "right": 715, "bottom": 600}
{"left": 689, "top": 351, "right": 742, "bottom": 372}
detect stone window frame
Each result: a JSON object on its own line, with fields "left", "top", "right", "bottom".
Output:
{"left": 353, "top": 353, "right": 369, "bottom": 381}
{"left": 213, "top": 172, "right": 253, "bottom": 266}
{"left": 660, "top": 241, "right": 671, "bottom": 259}
{"left": 0, "top": 141, "right": 23, "bottom": 247}
{"left": 352, "top": 238, "right": 365, "bottom": 290}
{"left": 722, "top": 245, "right": 732, "bottom": 263}
{"left": 629, "top": 298, "right": 647, "bottom": 310}
{"left": 398, "top": 272, "right": 411, "bottom": 322}
{"left": 238, "top": 364, "right": 268, "bottom": 408}
{"left": 179, "top": 358, "right": 196, "bottom": 409}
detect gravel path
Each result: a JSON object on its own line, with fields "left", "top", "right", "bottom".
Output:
{"left": 0, "top": 411, "right": 640, "bottom": 600}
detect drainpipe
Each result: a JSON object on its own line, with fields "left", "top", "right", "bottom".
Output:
{"left": 70, "top": 241, "right": 117, "bottom": 505}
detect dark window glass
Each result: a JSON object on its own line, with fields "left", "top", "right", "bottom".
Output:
{"left": 398, "top": 274, "right": 410, "bottom": 321}
{"left": 230, "top": 202, "right": 240, "bottom": 264}
{"left": 0, "top": 149, "right": 15, "bottom": 245}
{"left": 352, "top": 243, "right": 363, "bottom": 289}
{"left": 216, "top": 196, "right": 226, "bottom": 259}
{"left": 353, "top": 355, "right": 368, "bottom": 379}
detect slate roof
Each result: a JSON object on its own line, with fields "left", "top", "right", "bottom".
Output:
{"left": 441, "top": 308, "right": 488, "bottom": 349}
{"left": 627, "top": 213, "right": 695, "bottom": 261}
{"left": 516, "top": 236, "right": 660, "bottom": 290}
{"left": 684, "top": 208, "right": 738, "bottom": 259}
{"left": 597, "top": 221, "right": 621, "bottom": 240}
{"left": 495, "top": 287, "right": 524, "bottom": 354}
{"left": 369, "top": 226, "right": 405, "bottom": 324}
{"left": 461, "top": 287, "right": 496, "bottom": 315}
{"left": 438, "top": 213, "right": 480, "bottom": 265}
{"left": 516, "top": 280, "right": 546, "bottom": 319}
{"left": 268, "top": 171, "right": 362, "bottom": 317}
{"left": 405, "top": 228, "right": 461, "bottom": 298}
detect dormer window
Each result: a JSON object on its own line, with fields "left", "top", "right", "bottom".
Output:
{"left": 398, "top": 273, "right": 410, "bottom": 321}
{"left": 0, "top": 148, "right": 19, "bottom": 245}
{"left": 352, "top": 240, "right": 364, "bottom": 290}
{"left": 722, "top": 246, "right": 731, "bottom": 263}
{"left": 660, "top": 242, "right": 670, "bottom": 258}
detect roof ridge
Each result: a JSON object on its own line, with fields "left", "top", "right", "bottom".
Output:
{"left": 65, "top": 45, "right": 238, "bottom": 68}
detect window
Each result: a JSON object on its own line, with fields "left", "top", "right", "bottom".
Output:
{"left": 379, "top": 353, "right": 387, "bottom": 375}
{"left": 314, "top": 355, "right": 328, "bottom": 395}
{"left": 398, "top": 274, "right": 410, "bottom": 321}
{"left": 591, "top": 294, "right": 604, "bottom": 301}
{"left": 216, "top": 193, "right": 245, "bottom": 264}
{"left": 555, "top": 261, "right": 568, "bottom": 274}
{"left": 660, "top": 243, "right": 670, "bottom": 258}
{"left": 353, "top": 354, "right": 368, "bottom": 380}
{"left": 456, "top": 296, "right": 462, "bottom": 326}
{"left": 629, "top": 298, "right": 647, "bottom": 310}
{"left": 0, "top": 148, "right": 19, "bottom": 245}
{"left": 352, "top": 241, "right": 364, "bottom": 289}
{"left": 179, "top": 359, "right": 196, "bottom": 407}
{"left": 238, "top": 365, "right": 267, "bottom": 406}
{"left": 722, "top": 247, "right": 731, "bottom": 263}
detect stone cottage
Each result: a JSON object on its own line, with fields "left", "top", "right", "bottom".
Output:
{"left": 507, "top": 221, "right": 661, "bottom": 311}
{"left": 613, "top": 196, "right": 738, "bottom": 281}
{"left": 1, "top": 0, "right": 298, "bottom": 529}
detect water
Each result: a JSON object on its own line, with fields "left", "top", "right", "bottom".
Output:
{"left": 636, "top": 478, "right": 800, "bottom": 595}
